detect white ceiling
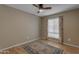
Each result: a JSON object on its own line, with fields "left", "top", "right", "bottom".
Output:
{"left": 6, "top": 4, "right": 79, "bottom": 16}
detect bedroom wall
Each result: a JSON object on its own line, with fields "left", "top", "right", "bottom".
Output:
{"left": 0, "top": 5, "right": 40, "bottom": 49}
{"left": 42, "top": 9, "right": 79, "bottom": 46}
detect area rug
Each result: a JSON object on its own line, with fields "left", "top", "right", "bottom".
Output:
{"left": 22, "top": 40, "right": 63, "bottom": 54}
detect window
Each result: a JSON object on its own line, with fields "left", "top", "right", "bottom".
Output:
{"left": 48, "top": 17, "right": 59, "bottom": 39}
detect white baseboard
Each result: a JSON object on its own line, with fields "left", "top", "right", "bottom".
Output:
{"left": 64, "top": 42, "right": 79, "bottom": 48}
{"left": 0, "top": 38, "right": 39, "bottom": 52}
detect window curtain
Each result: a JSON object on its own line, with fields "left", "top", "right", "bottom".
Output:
{"left": 59, "top": 16, "right": 64, "bottom": 44}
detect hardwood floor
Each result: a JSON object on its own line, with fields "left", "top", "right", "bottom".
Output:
{"left": 41, "top": 39, "right": 79, "bottom": 54}
{"left": 0, "top": 39, "right": 79, "bottom": 54}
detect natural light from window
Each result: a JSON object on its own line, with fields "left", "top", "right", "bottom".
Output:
{"left": 48, "top": 17, "right": 59, "bottom": 39}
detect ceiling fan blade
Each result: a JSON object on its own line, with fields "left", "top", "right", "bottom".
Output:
{"left": 33, "top": 4, "right": 38, "bottom": 8}
{"left": 33, "top": 4, "right": 52, "bottom": 13}
{"left": 42, "top": 7, "right": 52, "bottom": 9}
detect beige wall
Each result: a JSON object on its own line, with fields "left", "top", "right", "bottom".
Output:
{"left": 41, "top": 17, "right": 48, "bottom": 40}
{"left": 62, "top": 9, "right": 79, "bottom": 45}
{"left": 0, "top": 5, "right": 40, "bottom": 49}
{"left": 42, "top": 9, "right": 79, "bottom": 46}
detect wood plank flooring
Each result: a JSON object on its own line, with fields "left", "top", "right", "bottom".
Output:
{"left": 41, "top": 39, "right": 79, "bottom": 54}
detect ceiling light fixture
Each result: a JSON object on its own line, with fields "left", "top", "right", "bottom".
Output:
{"left": 38, "top": 9, "right": 45, "bottom": 13}
{"left": 39, "top": 9, "right": 44, "bottom": 12}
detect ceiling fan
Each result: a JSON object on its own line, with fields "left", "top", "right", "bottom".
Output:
{"left": 33, "top": 4, "right": 52, "bottom": 13}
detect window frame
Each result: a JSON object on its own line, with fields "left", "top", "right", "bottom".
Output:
{"left": 47, "top": 17, "right": 60, "bottom": 39}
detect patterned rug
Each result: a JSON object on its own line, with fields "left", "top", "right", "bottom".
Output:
{"left": 22, "top": 40, "right": 63, "bottom": 54}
